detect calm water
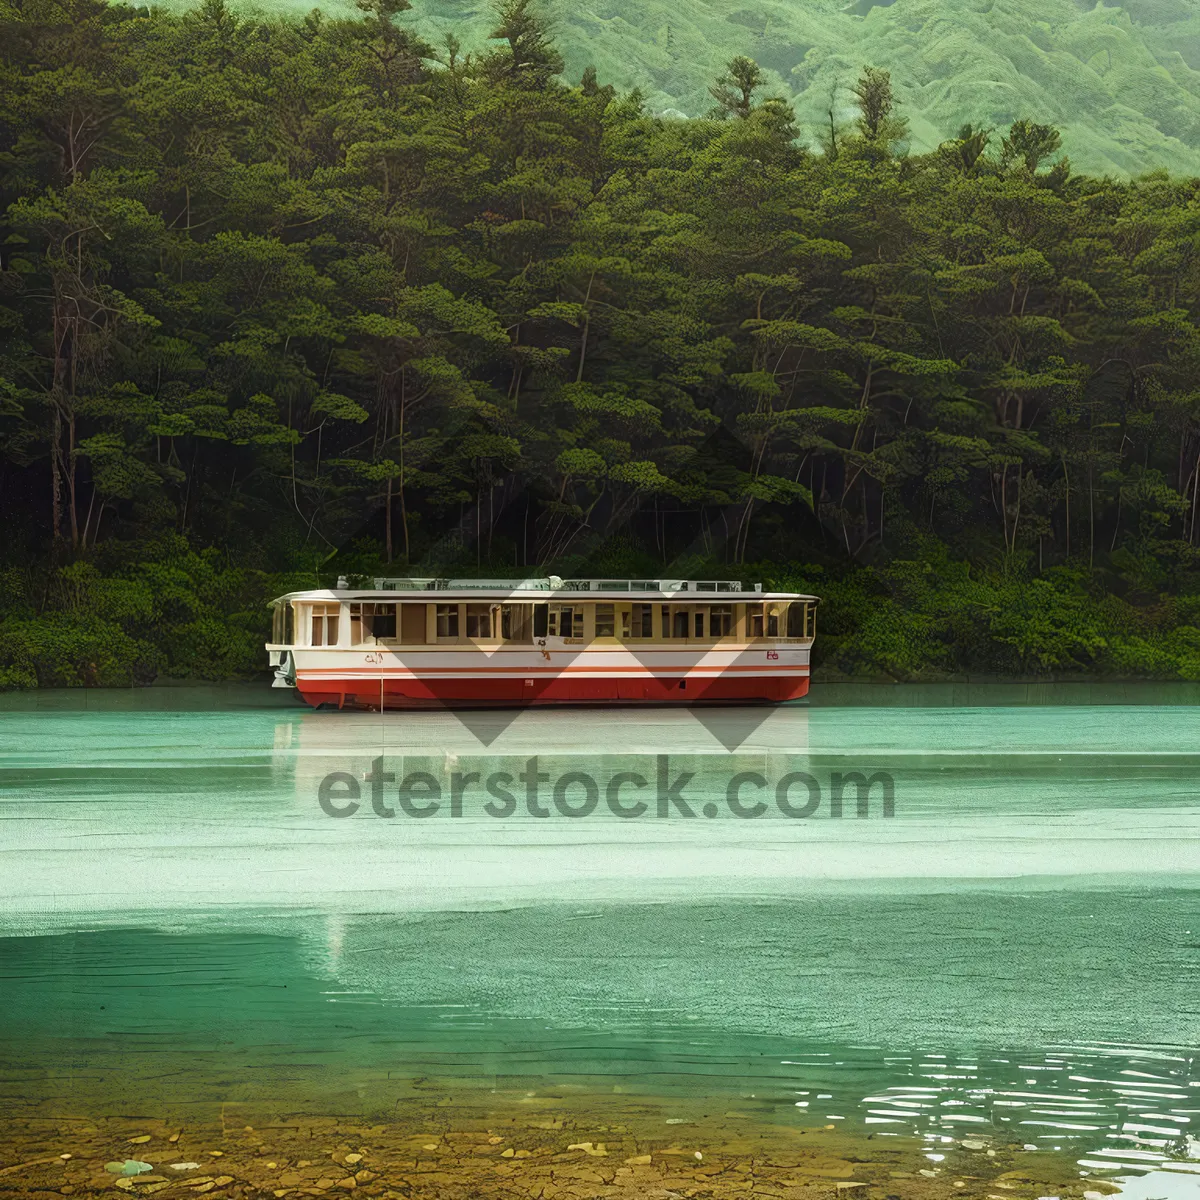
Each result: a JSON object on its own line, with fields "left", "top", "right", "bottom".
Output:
{"left": 1, "top": 685, "right": 1199, "bottom": 1181}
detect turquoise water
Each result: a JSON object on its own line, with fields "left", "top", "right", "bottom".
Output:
{"left": 1, "top": 686, "right": 1199, "bottom": 1180}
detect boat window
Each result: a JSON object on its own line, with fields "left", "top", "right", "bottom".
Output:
{"left": 660, "top": 606, "right": 690, "bottom": 638}
{"left": 272, "top": 603, "right": 284, "bottom": 644}
{"left": 766, "top": 602, "right": 784, "bottom": 637}
{"left": 595, "top": 603, "right": 615, "bottom": 638}
{"left": 465, "top": 603, "right": 493, "bottom": 639}
{"left": 435, "top": 604, "right": 459, "bottom": 639}
{"left": 285, "top": 603, "right": 294, "bottom": 645}
{"left": 310, "top": 603, "right": 340, "bottom": 646}
{"left": 549, "top": 606, "right": 584, "bottom": 639}
{"left": 533, "top": 604, "right": 548, "bottom": 638}
{"left": 350, "top": 602, "right": 397, "bottom": 644}
{"left": 501, "top": 604, "right": 533, "bottom": 643}
{"left": 747, "top": 602, "right": 788, "bottom": 637}
{"left": 694, "top": 610, "right": 705, "bottom": 638}
{"left": 709, "top": 604, "right": 733, "bottom": 637}
{"left": 787, "top": 601, "right": 810, "bottom": 638}
{"left": 400, "top": 604, "right": 426, "bottom": 644}
{"left": 629, "top": 604, "right": 653, "bottom": 638}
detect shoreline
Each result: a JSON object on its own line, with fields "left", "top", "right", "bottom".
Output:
{"left": 0, "top": 1091, "right": 1121, "bottom": 1200}
{"left": 3, "top": 678, "right": 1200, "bottom": 711}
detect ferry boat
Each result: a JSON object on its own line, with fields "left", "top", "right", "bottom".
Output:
{"left": 267, "top": 577, "right": 818, "bottom": 710}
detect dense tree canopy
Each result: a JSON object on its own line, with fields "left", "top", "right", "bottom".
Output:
{"left": 3, "top": 0, "right": 1200, "bottom": 686}
{"left": 361, "top": 0, "right": 1200, "bottom": 179}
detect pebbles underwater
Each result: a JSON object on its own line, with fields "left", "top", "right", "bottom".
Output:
{"left": 0, "top": 1100, "right": 1137, "bottom": 1200}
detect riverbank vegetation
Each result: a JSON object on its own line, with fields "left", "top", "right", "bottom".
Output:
{"left": 3, "top": 0, "right": 1200, "bottom": 686}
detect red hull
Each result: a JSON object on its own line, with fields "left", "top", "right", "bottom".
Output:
{"left": 295, "top": 673, "right": 810, "bottom": 710}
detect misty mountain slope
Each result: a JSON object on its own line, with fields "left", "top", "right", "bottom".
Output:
{"left": 225, "top": 0, "right": 1200, "bottom": 175}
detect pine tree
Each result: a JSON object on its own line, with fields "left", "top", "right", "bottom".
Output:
{"left": 708, "top": 56, "right": 764, "bottom": 120}
{"left": 483, "top": 0, "right": 563, "bottom": 89}
{"left": 850, "top": 65, "right": 908, "bottom": 147}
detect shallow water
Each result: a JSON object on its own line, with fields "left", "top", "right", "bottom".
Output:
{"left": 1, "top": 685, "right": 1198, "bottom": 1182}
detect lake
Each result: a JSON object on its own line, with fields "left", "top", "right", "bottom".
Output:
{"left": 1, "top": 684, "right": 1198, "bottom": 1189}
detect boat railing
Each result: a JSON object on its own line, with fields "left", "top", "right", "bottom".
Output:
{"left": 558, "top": 579, "right": 746, "bottom": 592}
{"left": 343, "top": 576, "right": 751, "bottom": 593}
{"left": 362, "top": 577, "right": 550, "bottom": 591}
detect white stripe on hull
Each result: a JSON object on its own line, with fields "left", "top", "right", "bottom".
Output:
{"left": 297, "top": 671, "right": 810, "bottom": 680}
{"left": 288, "top": 648, "right": 810, "bottom": 671}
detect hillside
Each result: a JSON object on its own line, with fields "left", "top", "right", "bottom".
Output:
{"left": 373, "top": 0, "right": 1200, "bottom": 177}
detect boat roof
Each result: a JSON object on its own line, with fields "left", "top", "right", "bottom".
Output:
{"left": 271, "top": 577, "right": 819, "bottom": 603}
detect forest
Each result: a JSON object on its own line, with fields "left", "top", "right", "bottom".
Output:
{"left": 404, "top": 0, "right": 1200, "bottom": 181}
{"left": 3, "top": 0, "right": 1200, "bottom": 687}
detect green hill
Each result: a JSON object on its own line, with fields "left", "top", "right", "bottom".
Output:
{"left": 368, "top": 0, "right": 1200, "bottom": 177}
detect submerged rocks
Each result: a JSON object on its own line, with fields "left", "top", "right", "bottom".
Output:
{"left": 0, "top": 1101, "right": 1098, "bottom": 1200}
{"left": 102, "top": 1163, "right": 152, "bottom": 1177}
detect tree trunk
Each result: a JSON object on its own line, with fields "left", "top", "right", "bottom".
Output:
{"left": 68, "top": 412, "right": 79, "bottom": 550}
{"left": 50, "top": 401, "right": 63, "bottom": 545}
{"left": 400, "top": 479, "right": 410, "bottom": 563}
{"left": 575, "top": 313, "right": 590, "bottom": 383}
{"left": 1011, "top": 467, "right": 1022, "bottom": 555}
{"left": 1190, "top": 452, "right": 1200, "bottom": 544}
{"left": 575, "top": 273, "right": 595, "bottom": 383}
{"left": 1000, "top": 464, "right": 1008, "bottom": 551}
{"left": 397, "top": 380, "right": 409, "bottom": 563}
{"left": 1088, "top": 460, "right": 1095, "bottom": 568}
{"left": 1062, "top": 454, "right": 1070, "bottom": 558}
{"left": 385, "top": 474, "right": 393, "bottom": 564}
{"left": 488, "top": 483, "right": 495, "bottom": 564}
{"left": 82, "top": 487, "right": 97, "bottom": 551}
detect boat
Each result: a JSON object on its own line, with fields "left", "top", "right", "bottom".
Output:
{"left": 266, "top": 577, "right": 818, "bottom": 710}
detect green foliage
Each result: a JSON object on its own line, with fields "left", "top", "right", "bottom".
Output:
{"left": 709, "top": 55, "right": 767, "bottom": 120}
{"left": 3, "top": 0, "right": 1200, "bottom": 688}
{"left": 767, "top": 554, "right": 1200, "bottom": 681}
{"left": 0, "top": 546, "right": 292, "bottom": 687}
{"left": 375, "top": 0, "right": 1200, "bottom": 178}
